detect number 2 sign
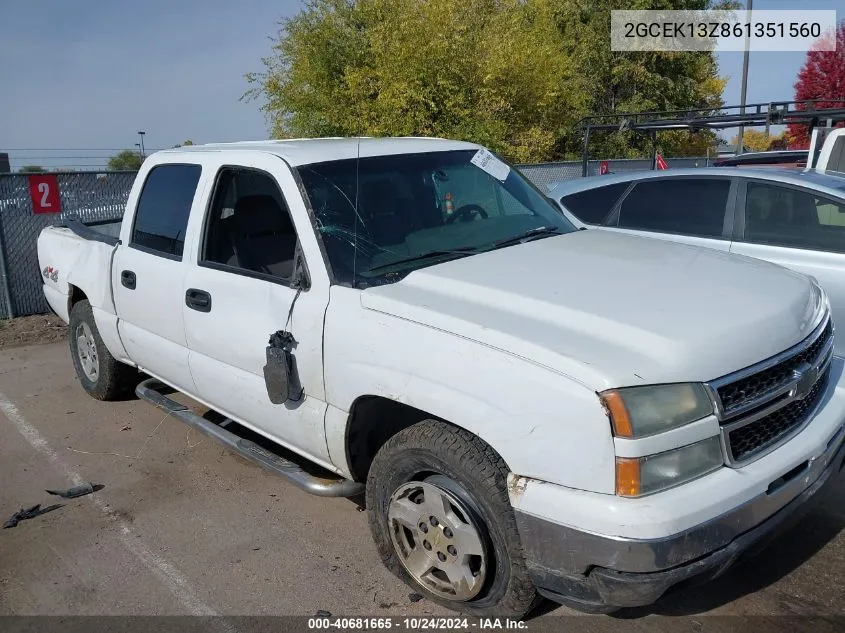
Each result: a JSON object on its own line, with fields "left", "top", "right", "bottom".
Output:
{"left": 28, "top": 174, "right": 62, "bottom": 214}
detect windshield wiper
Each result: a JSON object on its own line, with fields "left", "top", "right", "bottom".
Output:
{"left": 490, "top": 227, "right": 563, "bottom": 250}
{"left": 367, "top": 247, "right": 478, "bottom": 274}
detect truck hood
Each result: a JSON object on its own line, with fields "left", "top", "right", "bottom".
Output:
{"left": 360, "top": 230, "right": 825, "bottom": 390}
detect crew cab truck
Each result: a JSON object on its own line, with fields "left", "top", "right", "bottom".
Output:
{"left": 37, "top": 138, "right": 845, "bottom": 617}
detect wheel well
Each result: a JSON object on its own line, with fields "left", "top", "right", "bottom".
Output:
{"left": 346, "top": 396, "right": 436, "bottom": 482}
{"left": 69, "top": 285, "right": 87, "bottom": 312}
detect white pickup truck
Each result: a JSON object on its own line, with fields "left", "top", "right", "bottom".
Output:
{"left": 37, "top": 138, "right": 845, "bottom": 617}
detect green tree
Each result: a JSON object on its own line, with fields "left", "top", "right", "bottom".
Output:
{"left": 247, "top": 0, "right": 581, "bottom": 162}
{"left": 107, "top": 150, "right": 143, "bottom": 171}
{"left": 173, "top": 139, "right": 195, "bottom": 148}
{"left": 19, "top": 165, "right": 45, "bottom": 173}
{"left": 246, "top": 0, "right": 728, "bottom": 162}
{"left": 730, "top": 129, "right": 789, "bottom": 153}
{"left": 556, "top": 0, "right": 730, "bottom": 158}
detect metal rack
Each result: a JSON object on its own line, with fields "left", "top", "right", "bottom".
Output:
{"left": 577, "top": 99, "right": 845, "bottom": 176}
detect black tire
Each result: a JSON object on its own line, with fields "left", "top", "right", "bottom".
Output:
{"left": 68, "top": 300, "right": 137, "bottom": 400}
{"left": 366, "top": 419, "right": 539, "bottom": 618}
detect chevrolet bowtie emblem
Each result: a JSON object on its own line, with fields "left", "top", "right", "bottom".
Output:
{"left": 792, "top": 363, "right": 819, "bottom": 400}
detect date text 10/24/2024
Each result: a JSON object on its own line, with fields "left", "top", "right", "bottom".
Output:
{"left": 308, "top": 617, "right": 528, "bottom": 630}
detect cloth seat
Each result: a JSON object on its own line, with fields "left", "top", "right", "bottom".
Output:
{"left": 226, "top": 194, "right": 297, "bottom": 278}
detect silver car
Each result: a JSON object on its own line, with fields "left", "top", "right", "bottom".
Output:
{"left": 548, "top": 167, "right": 845, "bottom": 354}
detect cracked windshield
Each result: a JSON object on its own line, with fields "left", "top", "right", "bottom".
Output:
{"left": 297, "top": 149, "right": 576, "bottom": 287}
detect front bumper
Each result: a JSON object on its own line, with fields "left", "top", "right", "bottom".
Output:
{"left": 515, "top": 421, "right": 845, "bottom": 612}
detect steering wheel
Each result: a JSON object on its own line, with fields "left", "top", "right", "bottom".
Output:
{"left": 446, "top": 204, "right": 489, "bottom": 224}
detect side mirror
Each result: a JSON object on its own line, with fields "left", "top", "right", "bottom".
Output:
{"left": 263, "top": 342, "right": 293, "bottom": 405}
{"left": 263, "top": 331, "right": 303, "bottom": 404}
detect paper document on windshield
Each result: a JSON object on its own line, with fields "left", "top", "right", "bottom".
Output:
{"left": 471, "top": 148, "right": 510, "bottom": 182}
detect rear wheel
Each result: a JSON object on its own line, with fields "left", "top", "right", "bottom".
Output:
{"left": 366, "top": 420, "right": 538, "bottom": 618}
{"left": 69, "top": 300, "right": 137, "bottom": 400}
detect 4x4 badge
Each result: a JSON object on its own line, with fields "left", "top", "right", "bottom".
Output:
{"left": 42, "top": 266, "right": 58, "bottom": 282}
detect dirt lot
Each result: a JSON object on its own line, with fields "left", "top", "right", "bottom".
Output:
{"left": 0, "top": 337, "right": 844, "bottom": 631}
{"left": 0, "top": 313, "right": 66, "bottom": 349}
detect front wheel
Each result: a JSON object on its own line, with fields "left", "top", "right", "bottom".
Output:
{"left": 366, "top": 420, "right": 538, "bottom": 618}
{"left": 69, "top": 300, "right": 137, "bottom": 400}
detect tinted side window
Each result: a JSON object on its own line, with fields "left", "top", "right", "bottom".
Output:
{"left": 131, "top": 164, "right": 202, "bottom": 258}
{"left": 560, "top": 182, "right": 629, "bottom": 224}
{"left": 743, "top": 182, "right": 845, "bottom": 253}
{"left": 202, "top": 168, "right": 299, "bottom": 280}
{"left": 617, "top": 179, "right": 730, "bottom": 238}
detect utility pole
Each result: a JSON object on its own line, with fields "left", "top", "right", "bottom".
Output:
{"left": 736, "top": 0, "right": 753, "bottom": 155}
{"left": 137, "top": 131, "right": 146, "bottom": 159}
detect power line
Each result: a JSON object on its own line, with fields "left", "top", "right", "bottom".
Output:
{"left": 7, "top": 166, "right": 116, "bottom": 170}
{"left": 10, "top": 165, "right": 113, "bottom": 167}
{"left": 8, "top": 156, "right": 129, "bottom": 159}
{"left": 1, "top": 148, "right": 168, "bottom": 152}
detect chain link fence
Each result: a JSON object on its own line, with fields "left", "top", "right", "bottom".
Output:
{"left": 0, "top": 158, "right": 712, "bottom": 319}
{"left": 515, "top": 156, "right": 713, "bottom": 193}
{"left": 0, "top": 171, "right": 134, "bottom": 318}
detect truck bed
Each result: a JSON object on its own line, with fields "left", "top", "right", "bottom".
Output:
{"left": 58, "top": 217, "right": 123, "bottom": 244}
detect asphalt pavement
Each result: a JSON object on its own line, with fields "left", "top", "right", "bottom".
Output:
{"left": 1, "top": 342, "right": 843, "bottom": 629}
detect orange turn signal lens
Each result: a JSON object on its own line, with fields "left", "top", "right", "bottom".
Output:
{"left": 615, "top": 458, "right": 641, "bottom": 497}
{"left": 600, "top": 390, "right": 634, "bottom": 437}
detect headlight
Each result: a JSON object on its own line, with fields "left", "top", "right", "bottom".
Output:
{"left": 616, "top": 437, "right": 724, "bottom": 497}
{"left": 600, "top": 383, "right": 714, "bottom": 438}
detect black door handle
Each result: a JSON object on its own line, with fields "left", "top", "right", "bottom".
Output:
{"left": 185, "top": 288, "right": 212, "bottom": 312}
{"left": 121, "top": 270, "right": 136, "bottom": 290}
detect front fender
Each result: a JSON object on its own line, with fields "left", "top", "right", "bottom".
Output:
{"left": 324, "top": 287, "right": 616, "bottom": 494}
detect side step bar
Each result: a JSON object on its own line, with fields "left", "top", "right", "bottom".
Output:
{"left": 135, "top": 378, "right": 365, "bottom": 498}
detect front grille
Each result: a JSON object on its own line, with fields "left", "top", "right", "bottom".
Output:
{"left": 717, "top": 320, "right": 833, "bottom": 418}
{"left": 727, "top": 366, "right": 829, "bottom": 462}
{"left": 709, "top": 316, "right": 834, "bottom": 466}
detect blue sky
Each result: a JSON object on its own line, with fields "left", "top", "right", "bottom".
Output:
{"left": 0, "top": 0, "right": 839, "bottom": 170}
{"left": 0, "top": 0, "right": 300, "bottom": 170}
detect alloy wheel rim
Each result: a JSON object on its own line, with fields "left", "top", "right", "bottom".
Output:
{"left": 76, "top": 322, "right": 99, "bottom": 381}
{"left": 387, "top": 480, "right": 487, "bottom": 601}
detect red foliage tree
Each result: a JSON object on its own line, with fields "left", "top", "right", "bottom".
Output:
{"left": 788, "top": 22, "right": 845, "bottom": 149}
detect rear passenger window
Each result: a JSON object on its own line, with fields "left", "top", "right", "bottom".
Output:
{"left": 560, "top": 182, "right": 629, "bottom": 224}
{"left": 201, "top": 167, "right": 299, "bottom": 281}
{"left": 743, "top": 182, "right": 845, "bottom": 253}
{"left": 131, "top": 164, "right": 202, "bottom": 258}
{"left": 617, "top": 179, "right": 730, "bottom": 238}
